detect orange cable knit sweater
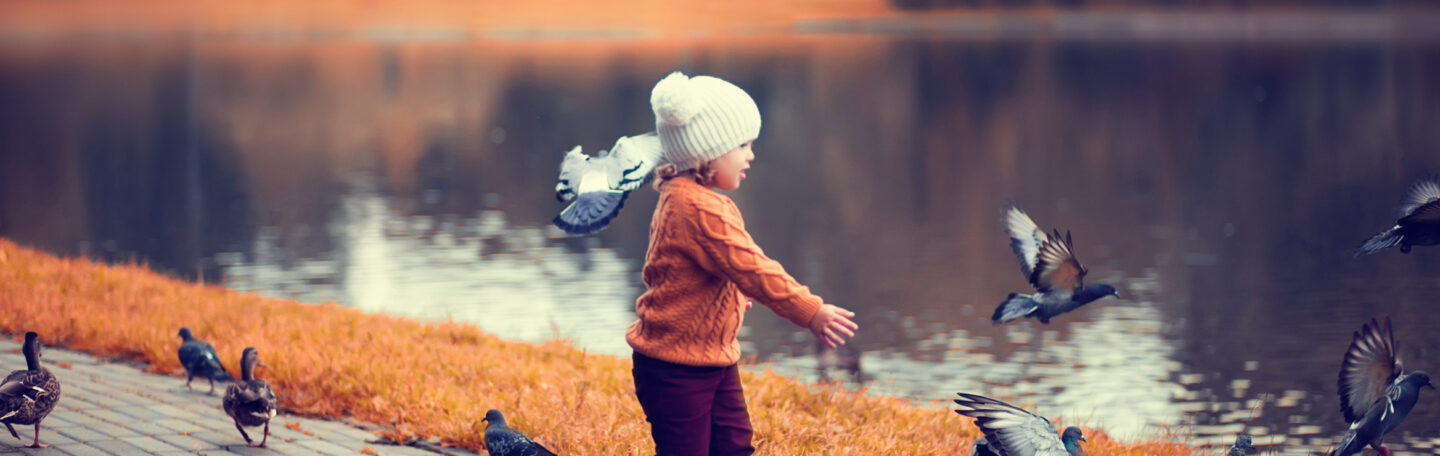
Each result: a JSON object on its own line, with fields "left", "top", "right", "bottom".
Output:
{"left": 625, "top": 177, "right": 823, "bottom": 366}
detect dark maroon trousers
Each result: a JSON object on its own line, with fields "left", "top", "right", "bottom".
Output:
{"left": 632, "top": 352, "right": 756, "bottom": 456}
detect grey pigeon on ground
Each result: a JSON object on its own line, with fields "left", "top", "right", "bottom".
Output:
{"left": 177, "top": 327, "right": 234, "bottom": 394}
{"left": 1327, "top": 317, "right": 1434, "bottom": 456}
{"left": 954, "top": 393, "right": 1086, "bottom": 456}
{"left": 222, "top": 347, "right": 278, "bottom": 448}
{"left": 0, "top": 332, "right": 60, "bottom": 448}
{"left": 992, "top": 207, "right": 1119, "bottom": 325}
{"left": 483, "top": 409, "right": 557, "bottom": 456}
{"left": 971, "top": 436, "right": 1001, "bottom": 456}
{"left": 1227, "top": 433, "right": 1255, "bottom": 456}
{"left": 1355, "top": 179, "right": 1440, "bottom": 257}
{"left": 552, "top": 132, "right": 664, "bottom": 235}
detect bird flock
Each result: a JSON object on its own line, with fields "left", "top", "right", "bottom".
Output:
{"left": 949, "top": 179, "right": 1440, "bottom": 456}
{"left": 1, "top": 327, "right": 556, "bottom": 455}
{"left": 0, "top": 175, "right": 1434, "bottom": 454}
{"left": 551, "top": 140, "right": 1440, "bottom": 456}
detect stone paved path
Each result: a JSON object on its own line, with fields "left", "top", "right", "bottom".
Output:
{"left": 0, "top": 339, "right": 479, "bottom": 456}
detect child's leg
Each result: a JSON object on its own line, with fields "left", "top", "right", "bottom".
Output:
{"left": 633, "top": 352, "right": 725, "bottom": 456}
{"left": 709, "top": 364, "right": 755, "bottom": 456}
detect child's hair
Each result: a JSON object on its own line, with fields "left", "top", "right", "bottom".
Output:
{"left": 653, "top": 161, "right": 718, "bottom": 190}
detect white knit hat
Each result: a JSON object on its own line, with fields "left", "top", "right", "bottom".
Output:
{"left": 650, "top": 72, "right": 761, "bottom": 172}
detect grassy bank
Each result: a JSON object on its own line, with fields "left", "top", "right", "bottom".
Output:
{"left": 0, "top": 239, "right": 1201, "bottom": 455}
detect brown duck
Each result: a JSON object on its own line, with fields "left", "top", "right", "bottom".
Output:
{"left": 221, "top": 347, "right": 277, "bottom": 448}
{"left": 0, "top": 332, "right": 61, "bottom": 448}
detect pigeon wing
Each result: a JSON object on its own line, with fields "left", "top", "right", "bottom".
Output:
{"left": 608, "top": 132, "right": 664, "bottom": 192}
{"left": 486, "top": 425, "right": 556, "bottom": 456}
{"left": 1029, "top": 230, "right": 1086, "bottom": 293}
{"left": 554, "top": 146, "right": 588, "bottom": 203}
{"left": 1399, "top": 199, "right": 1440, "bottom": 225}
{"left": 1397, "top": 180, "right": 1440, "bottom": 219}
{"left": 1004, "top": 208, "right": 1049, "bottom": 280}
{"left": 954, "top": 393, "right": 1069, "bottom": 456}
{"left": 553, "top": 189, "right": 630, "bottom": 236}
{"left": 1338, "top": 317, "right": 1400, "bottom": 423}
{"left": 177, "top": 343, "right": 203, "bottom": 372}
{"left": 204, "top": 343, "right": 234, "bottom": 381}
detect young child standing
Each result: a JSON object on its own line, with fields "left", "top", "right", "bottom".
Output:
{"left": 626, "top": 71, "right": 859, "bottom": 456}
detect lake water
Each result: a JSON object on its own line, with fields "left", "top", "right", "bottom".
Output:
{"left": 3, "top": 23, "right": 1440, "bottom": 454}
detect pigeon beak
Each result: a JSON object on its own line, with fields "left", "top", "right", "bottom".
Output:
{"left": 1426, "top": 382, "right": 1436, "bottom": 390}
{"left": 1111, "top": 291, "right": 1121, "bottom": 298}
{"left": 1080, "top": 436, "right": 1087, "bottom": 442}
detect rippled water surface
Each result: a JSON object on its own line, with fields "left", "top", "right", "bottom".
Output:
{"left": 3, "top": 30, "right": 1440, "bottom": 454}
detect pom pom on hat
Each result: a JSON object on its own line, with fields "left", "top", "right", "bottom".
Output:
{"left": 649, "top": 71, "right": 761, "bottom": 171}
{"left": 651, "top": 72, "right": 702, "bottom": 127}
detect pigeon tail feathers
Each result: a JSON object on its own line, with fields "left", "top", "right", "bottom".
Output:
{"left": 553, "top": 191, "right": 630, "bottom": 235}
{"left": 212, "top": 365, "right": 235, "bottom": 382}
{"left": 1327, "top": 430, "right": 1365, "bottom": 456}
{"left": 992, "top": 293, "right": 1038, "bottom": 325}
{"left": 205, "top": 350, "right": 235, "bottom": 382}
{"left": 1354, "top": 227, "right": 1402, "bottom": 257}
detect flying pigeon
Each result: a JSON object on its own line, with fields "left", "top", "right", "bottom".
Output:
{"left": 992, "top": 207, "right": 1118, "bottom": 325}
{"left": 483, "top": 409, "right": 557, "bottom": 456}
{"left": 954, "top": 393, "right": 1086, "bottom": 456}
{"left": 1327, "top": 317, "right": 1434, "bottom": 456}
{"left": 1227, "top": 433, "right": 1256, "bottom": 456}
{"left": 552, "top": 132, "right": 664, "bottom": 235}
{"left": 1355, "top": 179, "right": 1440, "bottom": 257}
{"left": 177, "top": 327, "right": 234, "bottom": 394}
{"left": 971, "top": 436, "right": 1000, "bottom": 456}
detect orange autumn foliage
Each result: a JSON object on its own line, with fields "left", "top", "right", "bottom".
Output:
{"left": 0, "top": 239, "right": 1206, "bottom": 455}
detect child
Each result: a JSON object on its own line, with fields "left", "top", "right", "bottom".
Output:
{"left": 626, "top": 71, "right": 860, "bottom": 456}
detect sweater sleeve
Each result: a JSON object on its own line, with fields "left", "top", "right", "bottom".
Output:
{"left": 686, "top": 199, "right": 823, "bottom": 328}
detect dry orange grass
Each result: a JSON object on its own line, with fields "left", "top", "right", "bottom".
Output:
{"left": 0, "top": 239, "right": 1204, "bottom": 455}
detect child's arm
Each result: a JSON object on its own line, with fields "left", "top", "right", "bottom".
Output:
{"left": 684, "top": 201, "right": 824, "bottom": 328}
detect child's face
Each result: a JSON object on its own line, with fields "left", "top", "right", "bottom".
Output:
{"left": 709, "top": 141, "right": 754, "bottom": 191}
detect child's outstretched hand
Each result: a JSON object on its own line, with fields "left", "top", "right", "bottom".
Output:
{"left": 809, "top": 304, "right": 859, "bottom": 349}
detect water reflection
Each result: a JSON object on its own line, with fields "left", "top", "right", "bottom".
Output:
{"left": 3, "top": 33, "right": 1440, "bottom": 452}
{"left": 222, "top": 176, "right": 642, "bottom": 354}
{"left": 769, "top": 302, "right": 1185, "bottom": 438}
